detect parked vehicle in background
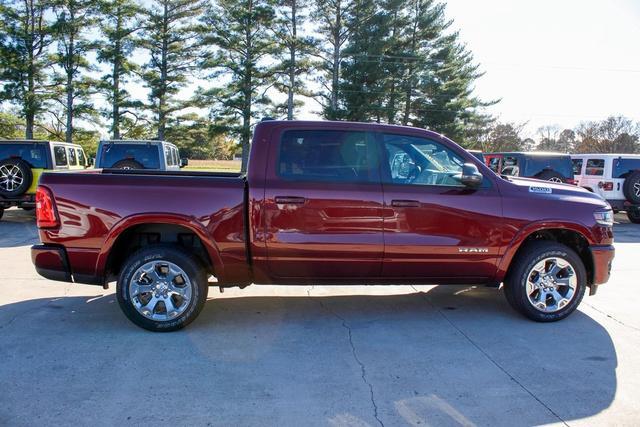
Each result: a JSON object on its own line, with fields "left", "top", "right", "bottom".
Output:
{"left": 485, "top": 152, "right": 576, "bottom": 184}
{"left": 95, "top": 140, "right": 187, "bottom": 170}
{"left": 572, "top": 154, "right": 640, "bottom": 223}
{"left": 31, "top": 121, "right": 614, "bottom": 331}
{"left": 467, "top": 149, "right": 485, "bottom": 162}
{"left": 0, "top": 140, "right": 87, "bottom": 220}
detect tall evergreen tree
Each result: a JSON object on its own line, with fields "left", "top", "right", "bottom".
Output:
{"left": 312, "top": 0, "right": 353, "bottom": 119}
{"left": 0, "top": 0, "right": 54, "bottom": 139}
{"left": 140, "top": 0, "right": 203, "bottom": 140}
{"left": 97, "top": 0, "right": 143, "bottom": 139}
{"left": 273, "top": 0, "right": 314, "bottom": 120}
{"left": 198, "top": 0, "right": 277, "bottom": 172}
{"left": 51, "top": 0, "right": 98, "bottom": 142}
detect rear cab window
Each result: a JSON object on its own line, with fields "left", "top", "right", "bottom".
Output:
{"left": 0, "top": 143, "right": 48, "bottom": 168}
{"left": 524, "top": 156, "right": 573, "bottom": 178}
{"left": 278, "top": 130, "right": 378, "bottom": 183}
{"left": 585, "top": 159, "right": 605, "bottom": 176}
{"left": 613, "top": 158, "right": 640, "bottom": 178}
{"left": 101, "top": 144, "right": 160, "bottom": 169}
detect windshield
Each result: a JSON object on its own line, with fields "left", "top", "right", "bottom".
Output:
{"left": 100, "top": 144, "right": 160, "bottom": 169}
{"left": 0, "top": 143, "right": 48, "bottom": 168}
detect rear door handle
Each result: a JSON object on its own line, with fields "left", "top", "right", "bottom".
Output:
{"left": 391, "top": 199, "right": 420, "bottom": 208}
{"left": 275, "top": 196, "right": 306, "bottom": 204}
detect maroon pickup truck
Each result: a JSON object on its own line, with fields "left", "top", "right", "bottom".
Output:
{"left": 32, "top": 121, "right": 615, "bottom": 331}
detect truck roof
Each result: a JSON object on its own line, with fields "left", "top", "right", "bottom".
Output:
{"left": 100, "top": 139, "right": 175, "bottom": 145}
{"left": 488, "top": 152, "right": 570, "bottom": 157}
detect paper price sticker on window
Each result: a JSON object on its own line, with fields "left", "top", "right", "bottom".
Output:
{"left": 529, "top": 186, "right": 552, "bottom": 194}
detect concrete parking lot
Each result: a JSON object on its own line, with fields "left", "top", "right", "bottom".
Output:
{"left": 1, "top": 207, "right": 639, "bottom": 426}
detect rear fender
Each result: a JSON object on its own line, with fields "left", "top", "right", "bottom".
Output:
{"left": 96, "top": 213, "right": 224, "bottom": 281}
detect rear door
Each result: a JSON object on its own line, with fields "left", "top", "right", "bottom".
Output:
{"left": 583, "top": 158, "right": 606, "bottom": 197}
{"left": 264, "top": 128, "right": 384, "bottom": 279}
{"left": 379, "top": 133, "right": 503, "bottom": 282}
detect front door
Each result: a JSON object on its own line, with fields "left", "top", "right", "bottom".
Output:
{"left": 264, "top": 129, "right": 384, "bottom": 279}
{"left": 380, "top": 133, "right": 503, "bottom": 283}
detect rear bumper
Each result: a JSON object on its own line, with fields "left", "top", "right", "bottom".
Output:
{"left": 0, "top": 194, "right": 35, "bottom": 208}
{"left": 589, "top": 245, "right": 615, "bottom": 285}
{"left": 31, "top": 245, "right": 72, "bottom": 283}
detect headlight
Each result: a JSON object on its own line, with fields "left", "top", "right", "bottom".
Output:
{"left": 594, "top": 209, "right": 613, "bottom": 226}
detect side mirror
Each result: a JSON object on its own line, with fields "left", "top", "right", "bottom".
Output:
{"left": 180, "top": 158, "right": 189, "bottom": 168}
{"left": 460, "top": 163, "right": 483, "bottom": 188}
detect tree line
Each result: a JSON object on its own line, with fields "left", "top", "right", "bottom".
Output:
{"left": 1, "top": 0, "right": 638, "bottom": 167}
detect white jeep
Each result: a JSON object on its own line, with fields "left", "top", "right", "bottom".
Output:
{"left": 571, "top": 154, "right": 640, "bottom": 223}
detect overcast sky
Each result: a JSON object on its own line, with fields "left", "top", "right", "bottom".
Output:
{"left": 441, "top": 0, "right": 640, "bottom": 136}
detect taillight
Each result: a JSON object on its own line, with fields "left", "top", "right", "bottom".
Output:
{"left": 36, "top": 186, "right": 59, "bottom": 228}
{"left": 598, "top": 181, "right": 614, "bottom": 191}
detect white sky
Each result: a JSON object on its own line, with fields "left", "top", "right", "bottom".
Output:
{"left": 443, "top": 0, "right": 640, "bottom": 136}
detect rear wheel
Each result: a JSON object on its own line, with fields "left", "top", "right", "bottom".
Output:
{"left": 0, "top": 208, "right": 4, "bottom": 220}
{"left": 623, "top": 171, "right": 640, "bottom": 204}
{"left": 627, "top": 209, "right": 640, "bottom": 224}
{"left": 504, "top": 241, "right": 586, "bottom": 322}
{"left": 116, "top": 245, "right": 209, "bottom": 331}
{"left": 536, "top": 170, "right": 564, "bottom": 183}
{"left": 0, "top": 158, "right": 33, "bottom": 197}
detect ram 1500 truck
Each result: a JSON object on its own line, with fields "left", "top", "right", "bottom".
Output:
{"left": 31, "top": 121, "right": 615, "bottom": 331}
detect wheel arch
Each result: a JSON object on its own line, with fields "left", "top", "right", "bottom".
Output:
{"left": 497, "top": 222, "right": 595, "bottom": 286}
{"left": 97, "top": 214, "right": 224, "bottom": 284}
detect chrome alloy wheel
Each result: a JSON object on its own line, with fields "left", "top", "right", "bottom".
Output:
{"left": 634, "top": 182, "right": 640, "bottom": 197}
{"left": 526, "top": 257, "right": 577, "bottom": 313}
{"left": 548, "top": 177, "right": 563, "bottom": 183}
{"left": 129, "top": 261, "right": 193, "bottom": 321}
{"left": 0, "top": 164, "right": 24, "bottom": 192}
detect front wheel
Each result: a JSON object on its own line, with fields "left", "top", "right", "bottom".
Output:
{"left": 627, "top": 209, "right": 640, "bottom": 224}
{"left": 116, "top": 245, "right": 209, "bottom": 331}
{"left": 504, "top": 241, "right": 586, "bottom": 322}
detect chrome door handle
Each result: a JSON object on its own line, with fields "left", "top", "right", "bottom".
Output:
{"left": 391, "top": 199, "right": 420, "bottom": 208}
{"left": 275, "top": 196, "right": 306, "bottom": 204}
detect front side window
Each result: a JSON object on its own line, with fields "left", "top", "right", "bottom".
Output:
{"left": 383, "top": 134, "right": 464, "bottom": 186}
{"left": 586, "top": 159, "right": 605, "bottom": 176}
{"left": 67, "top": 147, "right": 77, "bottom": 166}
{"left": 572, "top": 159, "right": 583, "bottom": 175}
{"left": 53, "top": 146, "right": 68, "bottom": 167}
{"left": 278, "top": 130, "right": 377, "bottom": 183}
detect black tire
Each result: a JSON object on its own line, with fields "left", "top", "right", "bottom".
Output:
{"left": 0, "top": 207, "right": 4, "bottom": 220}
{"left": 504, "top": 241, "right": 586, "bottom": 322}
{"left": 622, "top": 171, "right": 640, "bottom": 204}
{"left": 112, "top": 159, "right": 144, "bottom": 170}
{"left": 536, "top": 170, "right": 565, "bottom": 183}
{"left": 0, "top": 158, "right": 33, "bottom": 197}
{"left": 116, "top": 245, "right": 209, "bottom": 332}
{"left": 627, "top": 209, "right": 640, "bottom": 224}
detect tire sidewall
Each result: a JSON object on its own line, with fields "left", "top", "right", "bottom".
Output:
{"left": 623, "top": 172, "right": 640, "bottom": 204}
{"left": 0, "top": 158, "right": 33, "bottom": 197}
{"left": 507, "top": 243, "right": 586, "bottom": 322}
{"left": 537, "top": 170, "right": 564, "bottom": 183}
{"left": 117, "top": 246, "right": 208, "bottom": 331}
{"left": 627, "top": 209, "right": 640, "bottom": 224}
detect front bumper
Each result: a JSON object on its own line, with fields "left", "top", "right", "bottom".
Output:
{"left": 31, "top": 245, "right": 72, "bottom": 282}
{"left": 589, "top": 245, "right": 615, "bottom": 285}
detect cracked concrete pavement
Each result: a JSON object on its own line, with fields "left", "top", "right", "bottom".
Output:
{"left": 1, "top": 207, "right": 640, "bottom": 426}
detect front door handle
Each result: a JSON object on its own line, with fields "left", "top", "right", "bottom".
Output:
{"left": 275, "top": 196, "right": 306, "bottom": 205}
{"left": 391, "top": 199, "right": 420, "bottom": 208}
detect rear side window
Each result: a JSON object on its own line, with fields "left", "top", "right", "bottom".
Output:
{"left": 67, "top": 147, "right": 77, "bottom": 166}
{"left": 524, "top": 156, "right": 573, "bottom": 178}
{"left": 101, "top": 144, "right": 160, "bottom": 169}
{"left": 278, "top": 130, "right": 377, "bottom": 183}
{"left": 0, "top": 143, "right": 47, "bottom": 168}
{"left": 53, "top": 146, "right": 68, "bottom": 166}
{"left": 613, "top": 158, "right": 640, "bottom": 178}
{"left": 76, "top": 148, "right": 86, "bottom": 166}
{"left": 164, "top": 145, "right": 175, "bottom": 167}
{"left": 572, "top": 159, "right": 583, "bottom": 175}
{"left": 585, "top": 159, "right": 604, "bottom": 176}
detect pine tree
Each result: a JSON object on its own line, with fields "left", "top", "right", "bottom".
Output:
{"left": 312, "top": 0, "right": 353, "bottom": 119}
{"left": 198, "top": 0, "right": 277, "bottom": 172}
{"left": 97, "top": 0, "right": 143, "bottom": 139}
{"left": 140, "top": 0, "right": 203, "bottom": 141}
{"left": 51, "top": 0, "right": 98, "bottom": 142}
{"left": 273, "top": 0, "right": 314, "bottom": 120}
{"left": 0, "top": 0, "right": 55, "bottom": 139}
